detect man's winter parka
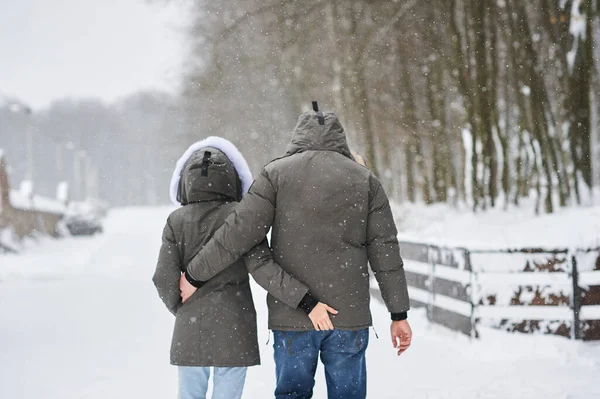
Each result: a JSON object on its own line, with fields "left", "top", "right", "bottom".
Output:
{"left": 186, "top": 113, "right": 410, "bottom": 331}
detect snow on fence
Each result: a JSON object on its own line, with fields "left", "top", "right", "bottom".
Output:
{"left": 400, "top": 241, "right": 600, "bottom": 341}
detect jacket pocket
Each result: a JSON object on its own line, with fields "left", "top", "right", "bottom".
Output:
{"left": 177, "top": 286, "right": 206, "bottom": 313}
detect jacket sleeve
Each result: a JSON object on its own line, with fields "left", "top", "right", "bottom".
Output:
{"left": 186, "top": 169, "right": 276, "bottom": 281}
{"left": 243, "top": 239, "right": 310, "bottom": 309}
{"left": 367, "top": 174, "right": 410, "bottom": 317}
{"left": 152, "top": 217, "right": 182, "bottom": 315}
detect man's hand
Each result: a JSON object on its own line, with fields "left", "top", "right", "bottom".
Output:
{"left": 308, "top": 303, "right": 338, "bottom": 331}
{"left": 391, "top": 320, "right": 412, "bottom": 356}
{"left": 179, "top": 273, "right": 198, "bottom": 303}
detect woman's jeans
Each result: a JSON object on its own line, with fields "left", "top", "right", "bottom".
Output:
{"left": 273, "top": 328, "right": 369, "bottom": 399}
{"left": 178, "top": 366, "right": 247, "bottom": 399}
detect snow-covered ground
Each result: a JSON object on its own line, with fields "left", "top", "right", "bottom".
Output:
{"left": 1, "top": 207, "right": 600, "bottom": 398}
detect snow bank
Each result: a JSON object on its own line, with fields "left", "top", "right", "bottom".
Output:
{"left": 393, "top": 198, "right": 600, "bottom": 250}
{"left": 0, "top": 226, "right": 19, "bottom": 253}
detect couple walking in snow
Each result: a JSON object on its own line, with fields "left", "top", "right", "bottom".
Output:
{"left": 153, "top": 107, "right": 412, "bottom": 399}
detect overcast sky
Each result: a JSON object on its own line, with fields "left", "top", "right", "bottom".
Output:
{"left": 0, "top": 0, "right": 188, "bottom": 110}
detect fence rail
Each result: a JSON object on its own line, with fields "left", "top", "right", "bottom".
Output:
{"left": 400, "top": 241, "right": 600, "bottom": 340}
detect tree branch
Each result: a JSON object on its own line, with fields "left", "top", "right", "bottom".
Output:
{"left": 218, "top": 0, "right": 328, "bottom": 42}
{"left": 357, "top": 0, "right": 418, "bottom": 67}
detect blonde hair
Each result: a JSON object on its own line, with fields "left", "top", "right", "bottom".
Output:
{"left": 351, "top": 151, "right": 367, "bottom": 167}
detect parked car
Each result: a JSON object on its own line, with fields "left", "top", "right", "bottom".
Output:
{"left": 60, "top": 201, "right": 107, "bottom": 236}
{"left": 62, "top": 213, "right": 103, "bottom": 236}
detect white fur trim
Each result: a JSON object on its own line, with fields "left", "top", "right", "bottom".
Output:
{"left": 169, "top": 136, "right": 253, "bottom": 206}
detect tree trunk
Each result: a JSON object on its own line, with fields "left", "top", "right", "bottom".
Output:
{"left": 567, "top": 0, "right": 594, "bottom": 194}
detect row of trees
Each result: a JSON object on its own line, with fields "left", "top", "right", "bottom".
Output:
{"left": 175, "top": 0, "right": 600, "bottom": 213}
{"left": 4, "top": 1, "right": 597, "bottom": 211}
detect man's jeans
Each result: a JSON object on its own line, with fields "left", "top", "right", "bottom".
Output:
{"left": 178, "top": 366, "right": 247, "bottom": 399}
{"left": 273, "top": 328, "right": 369, "bottom": 399}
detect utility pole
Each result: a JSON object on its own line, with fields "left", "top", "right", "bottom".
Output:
{"left": 74, "top": 151, "right": 82, "bottom": 201}
{"left": 75, "top": 150, "right": 97, "bottom": 200}
{"left": 55, "top": 143, "right": 62, "bottom": 176}
{"left": 5, "top": 100, "right": 33, "bottom": 182}
{"left": 25, "top": 121, "right": 33, "bottom": 181}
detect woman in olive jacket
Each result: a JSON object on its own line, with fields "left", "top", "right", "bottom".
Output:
{"left": 152, "top": 137, "right": 331, "bottom": 399}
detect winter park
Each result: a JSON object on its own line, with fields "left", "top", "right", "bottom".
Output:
{"left": 2, "top": 1, "right": 600, "bottom": 398}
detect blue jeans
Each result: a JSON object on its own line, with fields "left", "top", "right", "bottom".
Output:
{"left": 178, "top": 366, "right": 247, "bottom": 399}
{"left": 273, "top": 329, "right": 369, "bottom": 399}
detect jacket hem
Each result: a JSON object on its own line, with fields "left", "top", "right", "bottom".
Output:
{"left": 171, "top": 360, "right": 260, "bottom": 367}
{"left": 268, "top": 323, "right": 372, "bottom": 332}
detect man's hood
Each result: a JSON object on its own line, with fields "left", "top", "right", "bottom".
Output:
{"left": 169, "top": 136, "right": 253, "bottom": 206}
{"left": 285, "top": 111, "right": 352, "bottom": 159}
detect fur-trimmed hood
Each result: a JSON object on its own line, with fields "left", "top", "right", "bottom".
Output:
{"left": 169, "top": 137, "right": 253, "bottom": 206}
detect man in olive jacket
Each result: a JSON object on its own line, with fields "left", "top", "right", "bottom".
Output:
{"left": 181, "top": 110, "right": 412, "bottom": 399}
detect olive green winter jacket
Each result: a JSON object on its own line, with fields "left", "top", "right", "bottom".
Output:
{"left": 153, "top": 137, "right": 310, "bottom": 366}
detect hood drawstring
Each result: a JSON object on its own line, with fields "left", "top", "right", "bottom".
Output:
{"left": 200, "top": 151, "right": 212, "bottom": 177}
{"left": 371, "top": 325, "right": 380, "bottom": 339}
{"left": 312, "top": 100, "right": 325, "bottom": 125}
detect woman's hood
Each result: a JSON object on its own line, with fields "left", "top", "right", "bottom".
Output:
{"left": 169, "top": 136, "right": 253, "bottom": 206}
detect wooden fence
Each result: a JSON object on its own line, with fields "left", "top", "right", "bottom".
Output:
{"left": 400, "top": 241, "right": 600, "bottom": 340}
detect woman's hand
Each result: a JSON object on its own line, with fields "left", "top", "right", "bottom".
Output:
{"left": 179, "top": 274, "right": 198, "bottom": 303}
{"left": 308, "top": 303, "right": 339, "bottom": 331}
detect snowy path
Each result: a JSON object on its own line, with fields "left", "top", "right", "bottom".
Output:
{"left": 1, "top": 207, "right": 599, "bottom": 399}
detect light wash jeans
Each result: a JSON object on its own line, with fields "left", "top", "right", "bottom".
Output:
{"left": 178, "top": 366, "right": 247, "bottom": 399}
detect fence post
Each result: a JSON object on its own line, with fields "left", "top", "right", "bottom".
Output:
{"left": 466, "top": 250, "right": 477, "bottom": 339}
{"left": 571, "top": 254, "right": 581, "bottom": 340}
{"left": 427, "top": 245, "right": 437, "bottom": 323}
